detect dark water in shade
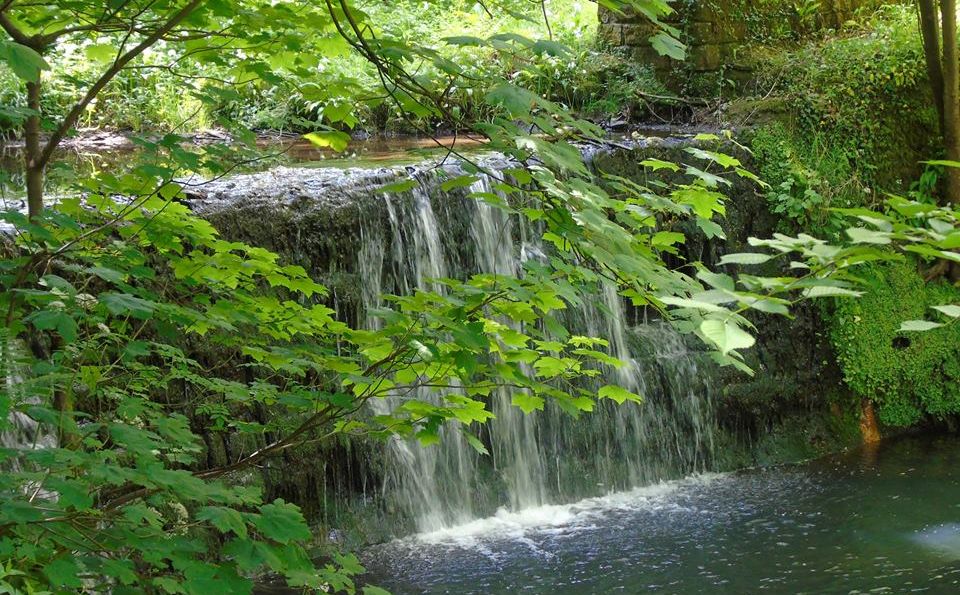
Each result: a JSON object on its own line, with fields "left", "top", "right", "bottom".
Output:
{"left": 361, "top": 434, "right": 960, "bottom": 594}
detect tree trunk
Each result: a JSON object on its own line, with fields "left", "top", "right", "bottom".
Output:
{"left": 24, "top": 80, "right": 43, "bottom": 219}
{"left": 859, "top": 399, "right": 881, "bottom": 444}
{"left": 919, "top": 0, "right": 945, "bottom": 132}
{"left": 940, "top": 0, "right": 960, "bottom": 204}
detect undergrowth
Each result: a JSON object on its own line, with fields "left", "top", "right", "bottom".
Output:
{"left": 0, "top": 0, "right": 665, "bottom": 137}
{"left": 745, "top": 4, "right": 956, "bottom": 431}
{"left": 829, "top": 262, "right": 960, "bottom": 428}
{"left": 747, "top": 4, "right": 939, "bottom": 236}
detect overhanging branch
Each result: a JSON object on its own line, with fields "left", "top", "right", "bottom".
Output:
{"left": 36, "top": 0, "right": 204, "bottom": 170}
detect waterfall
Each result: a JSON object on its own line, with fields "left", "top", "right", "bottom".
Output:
{"left": 363, "top": 180, "right": 481, "bottom": 531}
{"left": 351, "top": 165, "right": 719, "bottom": 532}
{"left": 192, "top": 154, "right": 721, "bottom": 533}
{"left": 1, "top": 333, "right": 57, "bottom": 473}
{"left": 469, "top": 177, "right": 548, "bottom": 512}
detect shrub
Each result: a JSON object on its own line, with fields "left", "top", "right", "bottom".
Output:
{"left": 828, "top": 262, "right": 960, "bottom": 427}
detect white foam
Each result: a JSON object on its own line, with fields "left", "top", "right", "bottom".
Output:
{"left": 411, "top": 472, "right": 728, "bottom": 548}
{"left": 911, "top": 523, "right": 960, "bottom": 559}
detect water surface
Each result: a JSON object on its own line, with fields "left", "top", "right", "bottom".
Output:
{"left": 363, "top": 434, "right": 960, "bottom": 593}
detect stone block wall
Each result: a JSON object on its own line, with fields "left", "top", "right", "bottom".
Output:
{"left": 599, "top": 0, "right": 890, "bottom": 75}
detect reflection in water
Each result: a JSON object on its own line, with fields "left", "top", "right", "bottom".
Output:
{"left": 362, "top": 435, "right": 960, "bottom": 594}
{"left": 0, "top": 134, "right": 488, "bottom": 201}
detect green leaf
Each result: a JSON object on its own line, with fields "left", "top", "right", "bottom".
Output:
{"left": 43, "top": 556, "right": 82, "bottom": 589}
{"left": 700, "top": 318, "right": 755, "bottom": 355}
{"left": 252, "top": 500, "right": 311, "bottom": 544}
{"left": 442, "top": 35, "right": 486, "bottom": 47}
{"left": 100, "top": 292, "right": 157, "bottom": 318}
{"left": 640, "top": 158, "right": 680, "bottom": 172}
{"left": 802, "top": 286, "right": 863, "bottom": 298}
{"left": 85, "top": 44, "right": 116, "bottom": 63}
{"left": 697, "top": 218, "right": 726, "bottom": 240}
{"left": 27, "top": 309, "right": 77, "bottom": 342}
{"left": 923, "top": 159, "right": 960, "bottom": 169}
{"left": 932, "top": 305, "right": 960, "bottom": 318}
{"left": 464, "top": 432, "right": 489, "bottom": 455}
{"left": 378, "top": 179, "right": 417, "bottom": 193}
{"left": 1, "top": 501, "right": 43, "bottom": 522}
{"left": 451, "top": 321, "right": 489, "bottom": 351}
{"left": 440, "top": 175, "right": 478, "bottom": 191}
{"left": 697, "top": 269, "right": 735, "bottom": 291}
{"left": 845, "top": 227, "right": 892, "bottom": 245}
{"left": 47, "top": 478, "right": 93, "bottom": 511}
{"left": 533, "top": 356, "right": 571, "bottom": 378}
{"left": 719, "top": 252, "right": 774, "bottom": 266}
{"left": 512, "top": 392, "right": 544, "bottom": 414}
{"left": 0, "top": 39, "right": 49, "bottom": 82}
{"left": 660, "top": 296, "right": 726, "bottom": 312}
{"left": 899, "top": 320, "right": 943, "bottom": 332}
{"left": 198, "top": 506, "right": 248, "bottom": 538}
{"left": 685, "top": 148, "right": 741, "bottom": 168}
{"left": 532, "top": 39, "right": 570, "bottom": 57}
{"left": 598, "top": 385, "right": 642, "bottom": 404}
{"left": 742, "top": 297, "right": 790, "bottom": 316}
{"left": 486, "top": 83, "right": 537, "bottom": 117}
{"left": 304, "top": 130, "right": 351, "bottom": 152}
{"left": 651, "top": 231, "right": 685, "bottom": 247}
{"left": 675, "top": 185, "right": 725, "bottom": 218}
{"left": 650, "top": 32, "right": 685, "bottom": 60}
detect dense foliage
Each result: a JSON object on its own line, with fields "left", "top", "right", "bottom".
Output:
{"left": 748, "top": 5, "right": 939, "bottom": 228}
{"left": 739, "top": 4, "right": 960, "bottom": 434}
{"left": 0, "top": 1, "right": 826, "bottom": 592}
{"left": 1, "top": 0, "right": 959, "bottom": 592}
{"left": 830, "top": 262, "right": 960, "bottom": 426}
{"left": 0, "top": 0, "right": 667, "bottom": 136}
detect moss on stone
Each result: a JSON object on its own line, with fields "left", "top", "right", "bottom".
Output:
{"left": 828, "top": 262, "right": 960, "bottom": 427}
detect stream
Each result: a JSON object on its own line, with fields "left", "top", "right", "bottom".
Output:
{"left": 362, "top": 434, "right": 960, "bottom": 593}
{"left": 7, "top": 131, "right": 954, "bottom": 594}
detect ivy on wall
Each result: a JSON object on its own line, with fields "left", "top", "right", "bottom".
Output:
{"left": 829, "top": 262, "right": 960, "bottom": 427}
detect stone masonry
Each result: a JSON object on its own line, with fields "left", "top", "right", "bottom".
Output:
{"left": 599, "top": 0, "right": 889, "bottom": 75}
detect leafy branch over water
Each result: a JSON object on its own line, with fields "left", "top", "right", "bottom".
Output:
{"left": 0, "top": 0, "right": 958, "bottom": 593}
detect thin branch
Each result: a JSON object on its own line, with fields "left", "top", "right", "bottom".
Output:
{"left": 37, "top": 0, "right": 204, "bottom": 170}
{"left": 0, "top": 10, "right": 31, "bottom": 45}
{"left": 540, "top": 0, "right": 553, "bottom": 40}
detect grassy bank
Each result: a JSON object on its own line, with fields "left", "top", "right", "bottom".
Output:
{"left": 735, "top": 3, "right": 959, "bottom": 434}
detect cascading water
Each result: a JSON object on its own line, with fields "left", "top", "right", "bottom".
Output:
{"left": 0, "top": 333, "right": 57, "bottom": 467}
{"left": 363, "top": 180, "right": 482, "bottom": 531}
{"left": 193, "top": 150, "right": 722, "bottom": 534}
{"left": 349, "top": 165, "right": 720, "bottom": 532}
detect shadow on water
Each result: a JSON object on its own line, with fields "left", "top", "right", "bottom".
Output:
{"left": 356, "top": 433, "right": 960, "bottom": 594}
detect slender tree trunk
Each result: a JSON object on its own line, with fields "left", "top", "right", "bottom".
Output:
{"left": 859, "top": 399, "right": 881, "bottom": 444}
{"left": 940, "top": 0, "right": 960, "bottom": 204}
{"left": 919, "top": 0, "right": 945, "bottom": 132}
{"left": 24, "top": 80, "right": 43, "bottom": 219}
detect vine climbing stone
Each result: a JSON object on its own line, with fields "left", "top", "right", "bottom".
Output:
{"left": 598, "top": 0, "right": 892, "bottom": 87}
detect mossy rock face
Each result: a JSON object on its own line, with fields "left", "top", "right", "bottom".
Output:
{"left": 829, "top": 262, "right": 960, "bottom": 428}
{"left": 594, "top": 141, "right": 854, "bottom": 458}
{"left": 190, "top": 143, "right": 867, "bottom": 539}
{"left": 722, "top": 97, "right": 791, "bottom": 126}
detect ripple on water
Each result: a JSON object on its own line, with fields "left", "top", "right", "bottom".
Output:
{"left": 362, "top": 436, "right": 960, "bottom": 595}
